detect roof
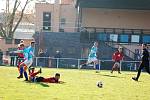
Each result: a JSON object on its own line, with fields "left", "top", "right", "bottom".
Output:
{"left": 76, "top": 0, "right": 150, "bottom": 10}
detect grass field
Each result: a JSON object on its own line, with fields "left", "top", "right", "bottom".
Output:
{"left": 0, "top": 66, "right": 150, "bottom": 100}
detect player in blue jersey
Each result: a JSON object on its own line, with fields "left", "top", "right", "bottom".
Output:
{"left": 17, "top": 41, "right": 35, "bottom": 81}
{"left": 87, "top": 42, "right": 100, "bottom": 72}
{"left": 80, "top": 42, "right": 100, "bottom": 72}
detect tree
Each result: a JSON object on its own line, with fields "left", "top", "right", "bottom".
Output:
{"left": 0, "top": 0, "right": 32, "bottom": 39}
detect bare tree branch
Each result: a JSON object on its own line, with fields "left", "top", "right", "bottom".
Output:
{"left": 0, "top": 23, "right": 7, "bottom": 38}
{"left": 8, "top": 0, "right": 19, "bottom": 37}
{"left": 11, "top": 0, "right": 30, "bottom": 37}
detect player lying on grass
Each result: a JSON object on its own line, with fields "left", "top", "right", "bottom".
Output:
{"left": 29, "top": 67, "right": 63, "bottom": 83}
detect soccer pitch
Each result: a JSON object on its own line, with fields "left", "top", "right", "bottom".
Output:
{"left": 0, "top": 66, "right": 150, "bottom": 100}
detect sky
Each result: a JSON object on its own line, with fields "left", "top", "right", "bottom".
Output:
{"left": 0, "top": 0, "right": 55, "bottom": 13}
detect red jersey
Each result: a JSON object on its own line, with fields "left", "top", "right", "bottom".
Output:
{"left": 17, "top": 47, "right": 24, "bottom": 58}
{"left": 42, "top": 77, "right": 59, "bottom": 83}
{"left": 112, "top": 51, "right": 124, "bottom": 62}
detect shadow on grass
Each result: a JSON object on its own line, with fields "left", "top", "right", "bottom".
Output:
{"left": 24, "top": 81, "right": 66, "bottom": 87}
{"left": 35, "top": 82, "right": 49, "bottom": 87}
{"left": 24, "top": 81, "right": 49, "bottom": 87}
{"left": 98, "top": 74, "right": 125, "bottom": 78}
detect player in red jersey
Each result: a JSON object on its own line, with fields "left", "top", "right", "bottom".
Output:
{"left": 111, "top": 47, "right": 124, "bottom": 74}
{"left": 28, "top": 67, "right": 61, "bottom": 83}
{"left": 17, "top": 43, "right": 25, "bottom": 78}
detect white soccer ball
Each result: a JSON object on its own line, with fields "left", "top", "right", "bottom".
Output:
{"left": 97, "top": 81, "right": 103, "bottom": 88}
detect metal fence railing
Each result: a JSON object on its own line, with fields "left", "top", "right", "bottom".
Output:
{"left": 1, "top": 56, "right": 142, "bottom": 71}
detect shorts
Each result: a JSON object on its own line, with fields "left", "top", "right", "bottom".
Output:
{"left": 35, "top": 77, "right": 44, "bottom": 82}
{"left": 114, "top": 62, "right": 120, "bottom": 68}
{"left": 24, "top": 59, "right": 33, "bottom": 68}
{"left": 87, "top": 57, "right": 98, "bottom": 63}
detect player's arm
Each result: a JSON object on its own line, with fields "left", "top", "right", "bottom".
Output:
{"left": 12, "top": 50, "right": 23, "bottom": 53}
{"left": 112, "top": 53, "right": 116, "bottom": 61}
{"left": 30, "top": 51, "right": 34, "bottom": 57}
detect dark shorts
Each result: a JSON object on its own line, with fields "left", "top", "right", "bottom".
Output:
{"left": 35, "top": 77, "right": 44, "bottom": 82}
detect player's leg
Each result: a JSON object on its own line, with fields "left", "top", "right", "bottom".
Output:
{"left": 30, "top": 68, "right": 42, "bottom": 77}
{"left": 144, "top": 62, "right": 150, "bottom": 74}
{"left": 117, "top": 62, "right": 121, "bottom": 74}
{"left": 23, "top": 59, "right": 33, "bottom": 81}
{"left": 132, "top": 63, "right": 144, "bottom": 81}
{"left": 111, "top": 62, "right": 116, "bottom": 73}
{"left": 35, "top": 77, "right": 44, "bottom": 82}
{"left": 93, "top": 58, "right": 100, "bottom": 73}
{"left": 17, "top": 62, "right": 25, "bottom": 78}
{"left": 17, "top": 58, "right": 24, "bottom": 78}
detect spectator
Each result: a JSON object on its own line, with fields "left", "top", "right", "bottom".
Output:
{"left": 45, "top": 49, "right": 49, "bottom": 67}
{"left": 10, "top": 51, "right": 15, "bottom": 66}
{"left": 38, "top": 50, "right": 46, "bottom": 67}
{"left": 54, "top": 50, "right": 62, "bottom": 67}
{"left": 54, "top": 50, "right": 62, "bottom": 58}
{"left": 0, "top": 49, "right": 3, "bottom": 65}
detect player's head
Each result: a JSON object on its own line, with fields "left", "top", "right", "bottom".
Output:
{"left": 20, "top": 40, "right": 24, "bottom": 43}
{"left": 94, "top": 41, "right": 98, "bottom": 47}
{"left": 19, "top": 43, "right": 25, "bottom": 49}
{"left": 29, "top": 67, "right": 35, "bottom": 74}
{"left": 142, "top": 43, "right": 147, "bottom": 49}
{"left": 30, "top": 41, "right": 35, "bottom": 47}
{"left": 118, "top": 46, "right": 123, "bottom": 52}
{"left": 55, "top": 73, "right": 60, "bottom": 80}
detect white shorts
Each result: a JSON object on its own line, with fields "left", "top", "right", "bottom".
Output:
{"left": 114, "top": 62, "right": 120, "bottom": 67}
{"left": 24, "top": 59, "right": 33, "bottom": 68}
{"left": 87, "top": 57, "right": 98, "bottom": 64}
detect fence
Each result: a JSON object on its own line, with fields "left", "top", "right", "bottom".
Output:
{"left": 2, "top": 56, "right": 142, "bottom": 71}
{"left": 33, "top": 57, "right": 141, "bottom": 71}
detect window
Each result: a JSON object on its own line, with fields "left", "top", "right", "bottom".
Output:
{"left": 60, "top": 18, "right": 66, "bottom": 25}
{"left": 59, "top": 28, "right": 64, "bottom": 32}
{"left": 97, "top": 33, "right": 107, "bottom": 41}
{"left": 131, "top": 35, "right": 140, "bottom": 43}
{"left": 109, "top": 34, "right": 118, "bottom": 42}
{"left": 14, "top": 39, "right": 21, "bottom": 44}
{"left": 5, "top": 38, "right": 13, "bottom": 44}
{"left": 142, "top": 35, "right": 150, "bottom": 43}
{"left": 119, "top": 34, "right": 129, "bottom": 43}
{"left": 43, "top": 12, "right": 51, "bottom": 31}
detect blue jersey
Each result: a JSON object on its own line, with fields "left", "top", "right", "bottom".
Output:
{"left": 88, "top": 46, "right": 98, "bottom": 58}
{"left": 26, "top": 46, "right": 34, "bottom": 60}
{"left": 21, "top": 46, "right": 34, "bottom": 60}
{"left": 23, "top": 48, "right": 29, "bottom": 60}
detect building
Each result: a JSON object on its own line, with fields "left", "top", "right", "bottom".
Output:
{"left": 35, "top": 0, "right": 150, "bottom": 60}
{"left": 0, "top": 12, "right": 35, "bottom": 52}
{"left": 35, "top": 0, "right": 77, "bottom": 32}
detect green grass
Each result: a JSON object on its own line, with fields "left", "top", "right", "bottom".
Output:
{"left": 0, "top": 66, "right": 150, "bottom": 100}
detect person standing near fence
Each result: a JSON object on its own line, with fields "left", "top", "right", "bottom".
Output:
{"left": 111, "top": 47, "right": 124, "bottom": 74}
{"left": 132, "top": 44, "right": 150, "bottom": 81}
{"left": 38, "top": 50, "right": 46, "bottom": 67}
{"left": 0, "top": 49, "right": 3, "bottom": 65}
{"left": 54, "top": 50, "right": 62, "bottom": 68}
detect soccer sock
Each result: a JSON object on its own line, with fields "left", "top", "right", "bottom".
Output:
{"left": 95, "top": 64, "right": 99, "bottom": 70}
{"left": 118, "top": 68, "right": 121, "bottom": 73}
{"left": 24, "top": 71, "right": 28, "bottom": 80}
{"left": 20, "top": 67, "right": 23, "bottom": 76}
{"left": 30, "top": 72, "right": 40, "bottom": 77}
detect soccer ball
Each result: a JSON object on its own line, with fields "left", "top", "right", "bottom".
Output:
{"left": 97, "top": 81, "right": 103, "bottom": 88}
